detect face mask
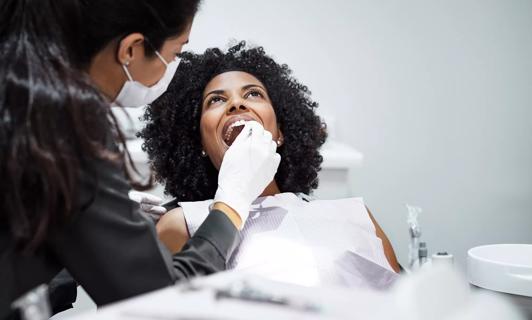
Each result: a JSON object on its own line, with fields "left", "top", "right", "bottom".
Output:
{"left": 112, "top": 51, "right": 180, "bottom": 108}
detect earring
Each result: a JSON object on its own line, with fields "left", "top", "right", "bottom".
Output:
{"left": 201, "top": 150, "right": 208, "bottom": 157}
{"left": 276, "top": 139, "right": 283, "bottom": 147}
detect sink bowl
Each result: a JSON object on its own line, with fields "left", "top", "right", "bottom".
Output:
{"left": 467, "top": 244, "right": 532, "bottom": 297}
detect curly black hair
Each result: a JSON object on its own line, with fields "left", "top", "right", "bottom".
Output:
{"left": 140, "top": 41, "right": 327, "bottom": 201}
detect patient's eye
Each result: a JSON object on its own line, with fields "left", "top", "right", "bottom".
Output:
{"left": 207, "top": 95, "right": 225, "bottom": 105}
{"left": 245, "top": 89, "right": 264, "bottom": 99}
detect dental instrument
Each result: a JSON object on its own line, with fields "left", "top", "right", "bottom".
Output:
{"left": 406, "top": 204, "right": 422, "bottom": 270}
{"left": 418, "top": 242, "right": 428, "bottom": 266}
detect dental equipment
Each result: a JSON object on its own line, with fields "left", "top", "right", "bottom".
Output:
{"left": 214, "top": 280, "right": 321, "bottom": 313}
{"left": 432, "top": 252, "right": 454, "bottom": 267}
{"left": 406, "top": 204, "right": 422, "bottom": 270}
{"left": 418, "top": 242, "right": 428, "bottom": 266}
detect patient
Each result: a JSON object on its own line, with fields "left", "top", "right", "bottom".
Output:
{"left": 140, "top": 42, "right": 400, "bottom": 288}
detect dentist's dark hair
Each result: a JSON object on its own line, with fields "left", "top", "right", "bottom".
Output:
{"left": 0, "top": 0, "right": 200, "bottom": 252}
{"left": 78, "top": 0, "right": 200, "bottom": 67}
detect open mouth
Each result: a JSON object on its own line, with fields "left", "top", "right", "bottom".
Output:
{"left": 221, "top": 114, "right": 257, "bottom": 146}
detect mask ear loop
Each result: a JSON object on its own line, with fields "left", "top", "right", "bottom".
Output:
{"left": 144, "top": 36, "right": 170, "bottom": 66}
{"left": 121, "top": 61, "right": 134, "bottom": 81}
{"left": 154, "top": 51, "right": 169, "bottom": 66}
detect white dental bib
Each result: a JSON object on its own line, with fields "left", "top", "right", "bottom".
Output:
{"left": 180, "top": 193, "right": 398, "bottom": 289}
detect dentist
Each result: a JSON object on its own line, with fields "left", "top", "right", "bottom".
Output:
{"left": 0, "top": 0, "right": 280, "bottom": 318}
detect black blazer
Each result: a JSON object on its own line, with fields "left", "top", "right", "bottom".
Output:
{"left": 0, "top": 156, "right": 240, "bottom": 319}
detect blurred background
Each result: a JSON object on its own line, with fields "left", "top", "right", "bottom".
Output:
{"left": 118, "top": 0, "right": 532, "bottom": 273}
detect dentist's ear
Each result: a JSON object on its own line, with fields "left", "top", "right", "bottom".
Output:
{"left": 116, "top": 33, "right": 146, "bottom": 66}
{"left": 276, "top": 129, "right": 284, "bottom": 147}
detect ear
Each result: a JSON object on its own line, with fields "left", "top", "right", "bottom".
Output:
{"left": 116, "top": 33, "right": 146, "bottom": 65}
{"left": 276, "top": 128, "right": 284, "bottom": 147}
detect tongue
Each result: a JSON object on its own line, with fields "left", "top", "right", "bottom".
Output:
{"left": 224, "top": 124, "right": 245, "bottom": 146}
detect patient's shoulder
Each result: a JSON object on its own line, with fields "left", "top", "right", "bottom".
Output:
{"left": 167, "top": 206, "right": 184, "bottom": 214}
{"left": 158, "top": 207, "right": 186, "bottom": 232}
{"left": 156, "top": 206, "right": 189, "bottom": 254}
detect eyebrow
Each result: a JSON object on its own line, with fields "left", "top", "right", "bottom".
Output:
{"left": 242, "top": 84, "right": 266, "bottom": 91}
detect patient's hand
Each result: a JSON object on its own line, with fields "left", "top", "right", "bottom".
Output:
{"left": 156, "top": 207, "right": 190, "bottom": 254}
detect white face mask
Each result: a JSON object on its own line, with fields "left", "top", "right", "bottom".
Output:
{"left": 112, "top": 51, "right": 180, "bottom": 108}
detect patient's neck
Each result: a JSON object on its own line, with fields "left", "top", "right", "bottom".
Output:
{"left": 260, "top": 181, "right": 281, "bottom": 197}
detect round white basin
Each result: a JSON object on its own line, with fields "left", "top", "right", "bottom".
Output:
{"left": 467, "top": 244, "right": 532, "bottom": 297}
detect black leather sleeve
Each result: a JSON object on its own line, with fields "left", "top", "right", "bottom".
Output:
{"left": 49, "top": 158, "right": 240, "bottom": 307}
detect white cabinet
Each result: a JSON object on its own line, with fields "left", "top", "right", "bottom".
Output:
{"left": 126, "top": 139, "right": 363, "bottom": 201}
{"left": 314, "top": 141, "right": 363, "bottom": 199}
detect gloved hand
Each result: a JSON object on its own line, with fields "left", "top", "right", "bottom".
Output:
{"left": 128, "top": 190, "right": 167, "bottom": 222}
{"left": 214, "top": 121, "right": 281, "bottom": 228}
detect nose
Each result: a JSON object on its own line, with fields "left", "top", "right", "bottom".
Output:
{"left": 226, "top": 102, "right": 249, "bottom": 115}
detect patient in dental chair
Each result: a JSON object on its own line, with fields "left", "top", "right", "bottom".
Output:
{"left": 140, "top": 41, "right": 400, "bottom": 289}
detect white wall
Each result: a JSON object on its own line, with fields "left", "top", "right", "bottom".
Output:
{"left": 186, "top": 0, "right": 532, "bottom": 269}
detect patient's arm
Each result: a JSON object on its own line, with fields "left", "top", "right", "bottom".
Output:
{"left": 156, "top": 207, "right": 190, "bottom": 254}
{"left": 366, "top": 206, "right": 401, "bottom": 273}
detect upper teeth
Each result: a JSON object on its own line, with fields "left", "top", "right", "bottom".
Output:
{"left": 224, "top": 120, "right": 248, "bottom": 141}
{"left": 229, "top": 120, "right": 247, "bottom": 129}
